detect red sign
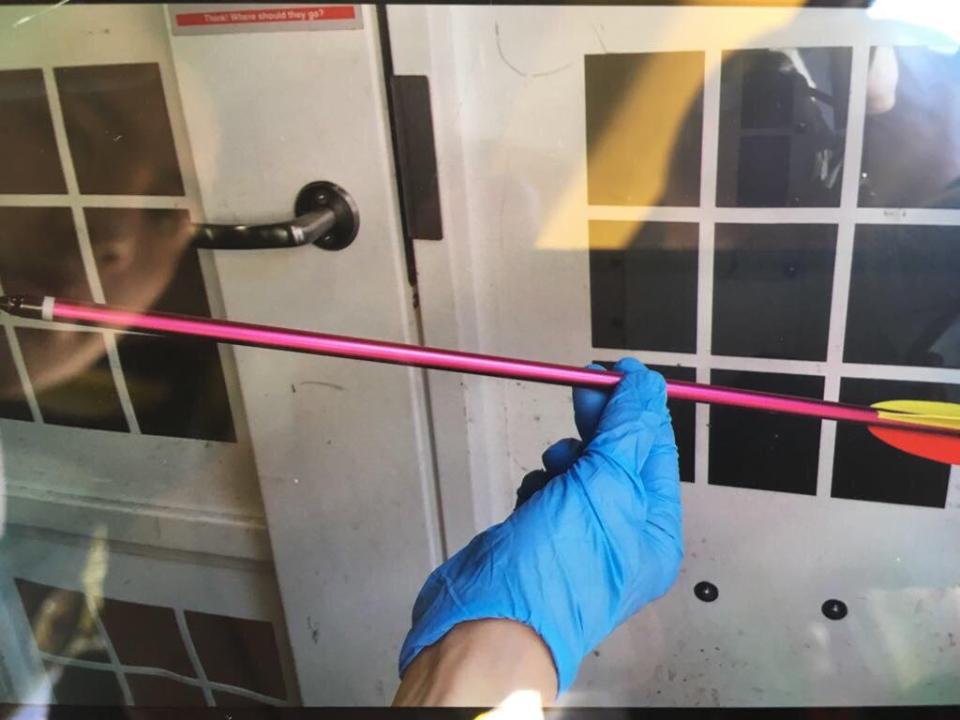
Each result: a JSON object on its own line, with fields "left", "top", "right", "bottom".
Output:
{"left": 175, "top": 5, "right": 355, "bottom": 28}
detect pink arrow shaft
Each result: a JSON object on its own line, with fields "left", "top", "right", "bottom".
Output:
{"left": 43, "top": 296, "right": 938, "bottom": 434}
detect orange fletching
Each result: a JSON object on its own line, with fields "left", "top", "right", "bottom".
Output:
{"left": 869, "top": 426, "right": 960, "bottom": 465}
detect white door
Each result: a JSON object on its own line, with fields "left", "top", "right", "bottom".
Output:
{"left": 0, "top": 3, "right": 441, "bottom": 706}
{"left": 392, "top": 3, "right": 960, "bottom": 707}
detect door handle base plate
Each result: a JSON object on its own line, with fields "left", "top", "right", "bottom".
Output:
{"left": 295, "top": 180, "right": 360, "bottom": 250}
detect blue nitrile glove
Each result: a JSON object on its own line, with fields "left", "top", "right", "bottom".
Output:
{"left": 398, "top": 358, "right": 683, "bottom": 694}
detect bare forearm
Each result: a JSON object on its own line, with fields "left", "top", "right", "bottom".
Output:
{"left": 392, "top": 619, "right": 558, "bottom": 707}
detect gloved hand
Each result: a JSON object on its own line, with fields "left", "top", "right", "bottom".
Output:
{"left": 399, "top": 358, "right": 683, "bottom": 693}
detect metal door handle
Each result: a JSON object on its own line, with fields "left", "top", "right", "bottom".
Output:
{"left": 191, "top": 181, "right": 359, "bottom": 250}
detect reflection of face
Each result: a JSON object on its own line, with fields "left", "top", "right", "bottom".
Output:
{"left": 89, "top": 208, "right": 194, "bottom": 315}
{"left": 0, "top": 206, "right": 193, "bottom": 400}
{"left": 0, "top": 67, "right": 196, "bottom": 400}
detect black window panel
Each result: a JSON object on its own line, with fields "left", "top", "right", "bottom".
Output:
{"left": 735, "top": 135, "right": 791, "bottom": 206}
{"left": 115, "top": 334, "right": 235, "bottom": 442}
{"left": 741, "top": 57, "right": 795, "bottom": 129}
{"left": 0, "top": 206, "right": 93, "bottom": 301}
{"left": 56, "top": 63, "right": 184, "bottom": 196}
{"left": 0, "top": 69, "right": 67, "bottom": 193}
{"left": 709, "top": 370, "right": 824, "bottom": 496}
{"left": 128, "top": 675, "right": 206, "bottom": 707}
{"left": 845, "top": 225, "right": 960, "bottom": 369}
{"left": 718, "top": 48, "right": 851, "bottom": 208}
{"left": 0, "top": 337, "right": 33, "bottom": 422}
{"left": 50, "top": 664, "right": 125, "bottom": 706}
{"left": 713, "top": 223, "right": 836, "bottom": 361}
{"left": 590, "top": 221, "right": 698, "bottom": 353}
{"left": 859, "top": 46, "right": 960, "bottom": 209}
{"left": 185, "top": 611, "right": 286, "bottom": 700}
{"left": 17, "top": 328, "right": 128, "bottom": 432}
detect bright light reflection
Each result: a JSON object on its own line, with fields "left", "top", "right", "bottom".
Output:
{"left": 869, "top": 0, "right": 960, "bottom": 45}
{"left": 474, "top": 689, "right": 545, "bottom": 720}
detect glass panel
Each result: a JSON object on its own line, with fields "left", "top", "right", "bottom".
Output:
{"left": 859, "top": 46, "right": 960, "bottom": 208}
{"left": 3, "top": 2, "right": 960, "bottom": 714}
{"left": 589, "top": 220, "right": 699, "bottom": 352}
{"left": 709, "top": 369, "right": 824, "bottom": 495}
{"left": 55, "top": 63, "right": 185, "bottom": 196}
{"left": 48, "top": 663, "right": 126, "bottom": 705}
{"left": 185, "top": 610, "right": 288, "bottom": 700}
{"left": 127, "top": 675, "right": 207, "bottom": 707}
{"left": 585, "top": 52, "right": 704, "bottom": 207}
{"left": 0, "top": 337, "right": 33, "bottom": 421}
{"left": 17, "top": 328, "right": 129, "bottom": 431}
{"left": 845, "top": 224, "right": 960, "bottom": 368}
{"left": 717, "top": 48, "right": 852, "bottom": 207}
{"left": 0, "top": 206, "right": 92, "bottom": 300}
{"left": 713, "top": 223, "right": 836, "bottom": 361}
{"left": 0, "top": 69, "right": 67, "bottom": 194}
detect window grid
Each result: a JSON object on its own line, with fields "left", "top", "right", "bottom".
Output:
{"left": 815, "top": 44, "right": 872, "bottom": 498}
{"left": 90, "top": 608, "right": 134, "bottom": 705}
{"left": 174, "top": 606, "right": 214, "bottom": 706}
{"left": 40, "top": 65, "right": 140, "bottom": 434}
{"left": 587, "top": 44, "right": 960, "bottom": 501}
{"left": 39, "top": 652, "right": 289, "bottom": 707}
{"left": 0, "top": 62, "right": 218, "bottom": 439}
{"left": 36, "top": 611, "right": 289, "bottom": 707}
{"left": 15, "top": 576, "right": 289, "bottom": 708}
{"left": 693, "top": 47, "right": 722, "bottom": 487}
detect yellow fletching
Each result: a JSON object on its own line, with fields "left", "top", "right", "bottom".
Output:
{"left": 871, "top": 400, "right": 960, "bottom": 432}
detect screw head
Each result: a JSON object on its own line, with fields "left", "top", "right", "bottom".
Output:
{"left": 822, "top": 598, "right": 848, "bottom": 621}
{"left": 694, "top": 581, "right": 719, "bottom": 603}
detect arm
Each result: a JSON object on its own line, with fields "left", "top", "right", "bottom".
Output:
{"left": 394, "top": 358, "right": 683, "bottom": 706}
{"left": 393, "top": 619, "right": 556, "bottom": 706}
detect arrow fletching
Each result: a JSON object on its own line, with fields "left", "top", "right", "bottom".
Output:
{"left": 868, "top": 400, "right": 960, "bottom": 465}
